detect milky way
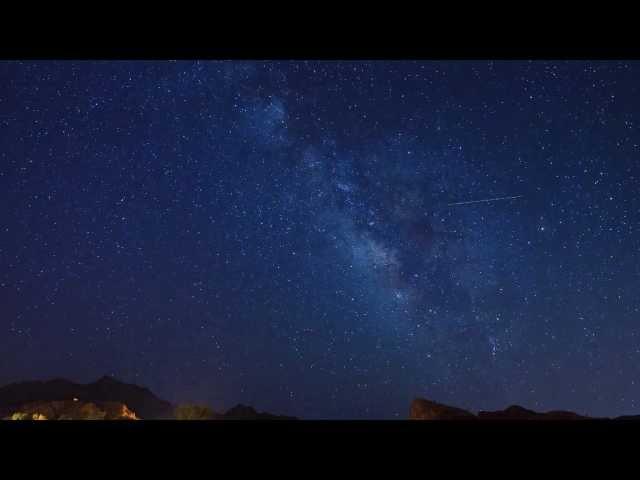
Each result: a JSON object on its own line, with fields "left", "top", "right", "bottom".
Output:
{"left": 2, "top": 60, "right": 640, "bottom": 418}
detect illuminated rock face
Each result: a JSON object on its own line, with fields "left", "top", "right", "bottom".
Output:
{"left": 409, "top": 398, "right": 476, "bottom": 420}
{"left": 174, "top": 404, "right": 218, "bottom": 420}
{"left": 107, "top": 402, "right": 138, "bottom": 420}
{"left": 9, "top": 412, "right": 33, "bottom": 420}
{"left": 6, "top": 400, "right": 139, "bottom": 420}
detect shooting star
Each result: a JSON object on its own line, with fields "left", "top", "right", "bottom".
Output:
{"left": 447, "top": 195, "right": 523, "bottom": 207}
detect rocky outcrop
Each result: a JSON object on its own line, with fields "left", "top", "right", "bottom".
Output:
{"left": 4, "top": 399, "right": 138, "bottom": 420}
{"left": 410, "top": 398, "right": 592, "bottom": 420}
{"left": 409, "top": 398, "right": 476, "bottom": 420}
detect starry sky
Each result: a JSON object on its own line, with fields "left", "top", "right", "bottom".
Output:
{"left": 1, "top": 60, "right": 640, "bottom": 419}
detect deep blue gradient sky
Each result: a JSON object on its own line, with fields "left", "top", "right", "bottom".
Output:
{"left": 1, "top": 60, "right": 640, "bottom": 418}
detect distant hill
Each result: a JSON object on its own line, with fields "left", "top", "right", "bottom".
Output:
{"left": 612, "top": 415, "right": 640, "bottom": 421}
{"left": 477, "top": 405, "right": 590, "bottom": 420}
{"left": 0, "top": 376, "right": 173, "bottom": 419}
{"left": 410, "top": 397, "right": 611, "bottom": 420}
{"left": 223, "top": 404, "right": 296, "bottom": 420}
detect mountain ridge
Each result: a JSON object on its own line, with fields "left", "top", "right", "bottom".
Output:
{"left": 0, "top": 376, "right": 174, "bottom": 419}
{"left": 3, "top": 378, "right": 638, "bottom": 420}
{"left": 0, "top": 377, "right": 296, "bottom": 420}
{"left": 409, "top": 397, "right": 638, "bottom": 420}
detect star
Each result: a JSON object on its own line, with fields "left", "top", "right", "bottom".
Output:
{"left": 1, "top": 59, "right": 638, "bottom": 419}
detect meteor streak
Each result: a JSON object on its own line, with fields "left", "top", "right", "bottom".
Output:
{"left": 447, "top": 195, "right": 523, "bottom": 207}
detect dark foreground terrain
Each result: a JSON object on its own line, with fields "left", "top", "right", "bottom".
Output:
{"left": 2, "top": 377, "right": 637, "bottom": 459}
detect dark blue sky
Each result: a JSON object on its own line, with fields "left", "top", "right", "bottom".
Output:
{"left": 1, "top": 60, "right": 639, "bottom": 418}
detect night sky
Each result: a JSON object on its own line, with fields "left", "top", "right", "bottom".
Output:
{"left": 2, "top": 60, "right": 640, "bottom": 419}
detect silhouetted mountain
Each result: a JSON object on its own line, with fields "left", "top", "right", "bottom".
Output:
{"left": 0, "top": 377, "right": 297, "bottom": 420}
{"left": 0, "top": 377, "right": 173, "bottom": 419}
{"left": 615, "top": 415, "right": 640, "bottom": 421}
{"left": 478, "top": 405, "right": 590, "bottom": 420}
{"left": 222, "top": 404, "right": 296, "bottom": 420}
{"left": 410, "top": 397, "right": 594, "bottom": 420}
